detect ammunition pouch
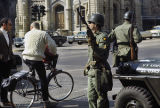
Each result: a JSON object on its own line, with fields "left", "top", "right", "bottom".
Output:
{"left": 113, "top": 53, "right": 131, "bottom": 67}
{"left": 84, "top": 61, "right": 97, "bottom": 76}
{"left": 95, "top": 67, "right": 113, "bottom": 92}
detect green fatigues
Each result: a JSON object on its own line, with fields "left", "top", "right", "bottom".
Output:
{"left": 84, "top": 31, "right": 113, "bottom": 108}
{"left": 108, "top": 21, "right": 142, "bottom": 67}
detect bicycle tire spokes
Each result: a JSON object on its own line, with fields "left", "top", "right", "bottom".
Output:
{"left": 54, "top": 76, "right": 62, "bottom": 87}
{"left": 48, "top": 71, "right": 74, "bottom": 101}
{"left": 10, "top": 78, "right": 36, "bottom": 108}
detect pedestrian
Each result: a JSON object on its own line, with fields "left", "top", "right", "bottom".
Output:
{"left": 0, "top": 17, "right": 14, "bottom": 107}
{"left": 108, "top": 11, "right": 142, "bottom": 67}
{"left": 84, "top": 13, "right": 113, "bottom": 108}
{"left": 22, "top": 21, "right": 57, "bottom": 108}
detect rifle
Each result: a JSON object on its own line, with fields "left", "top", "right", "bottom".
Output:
{"left": 77, "top": 9, "right": 96, "bottom": 47}
{"left": 129, "top": 11, "right": 136, "bottom": 60}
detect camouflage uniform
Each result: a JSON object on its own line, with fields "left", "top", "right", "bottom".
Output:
{"left": 84, "top": 31, "right": 113, "bottom": 108}
{"left": 108, "top": 21, "right": 142, "bottom": 67}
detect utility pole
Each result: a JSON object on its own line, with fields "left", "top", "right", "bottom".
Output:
{"left": 79, "top": 0, "right": 81, "bottom": 31}
{"left": 38, "top": 6, "right": 40, "bottom": 21}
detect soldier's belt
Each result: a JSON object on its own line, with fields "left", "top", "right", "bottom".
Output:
{"left": 117, "top": 42, "right": 130, "bottom": 46}
{"left": 89, "top": 61, "right": 107, "bottom": 69}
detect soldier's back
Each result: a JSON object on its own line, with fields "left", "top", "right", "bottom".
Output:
{"left": 114, "top": 22, "right": 131, "bottom": 43}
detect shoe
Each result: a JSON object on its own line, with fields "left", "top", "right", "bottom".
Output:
{"left": 43, "top": 101, "right": 58, "bottom": 108}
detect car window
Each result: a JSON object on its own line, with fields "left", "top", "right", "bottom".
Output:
{"left": 15, "top": 38, "right": 23, "bottom": 42}
{"left": 153, "top": 27, "right": 160, "bottom": 30}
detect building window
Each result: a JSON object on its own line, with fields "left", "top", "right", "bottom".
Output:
{"left": 55, "top": 5, "right": 64, "bottom": 29}
{"left": 113, "top": 4, "right": 118, "bottom": 24}
{"left": 77, "top": 6, "right": 85, "bottom": 25}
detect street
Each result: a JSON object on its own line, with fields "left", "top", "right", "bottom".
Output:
{"left": 13, "top": 38, "right": 160, "bottom": 108}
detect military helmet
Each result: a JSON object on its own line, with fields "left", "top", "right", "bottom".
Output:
{"left": 123, "top": 11, "right": 134, "bottom": 20}
{"left": 88, "top": 13, "right": 104, "bottom": 27}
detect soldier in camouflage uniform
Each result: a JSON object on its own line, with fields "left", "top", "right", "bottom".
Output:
{"left": 84, "top": 13, "right": 113, "bottom": 108}
{"left": 108, "top": 11, "right": 142, "bottom": 67}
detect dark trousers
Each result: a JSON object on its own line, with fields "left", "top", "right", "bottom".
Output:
{"left": 24, "top": 59, "right": 49, "bottom": 101}
{"left": 0, "top": 61, "right": 10, "bottom": 102}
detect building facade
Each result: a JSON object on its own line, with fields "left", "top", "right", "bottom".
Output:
{"left": 0, "top": 0, "right": 17, "bottom": 37}
{"left": 15, "top": 0, "right": 160, "bottom": 37}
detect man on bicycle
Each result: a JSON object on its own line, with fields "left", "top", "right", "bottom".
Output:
{"left": 22, "top": 21, "right": 57, "bottom": 107}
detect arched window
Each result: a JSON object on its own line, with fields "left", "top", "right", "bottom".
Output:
{"left": 77, "top": 6, "right": 85, "bottom": 25}
{"left": 113, "top": 4, "right": 118, "bottom": 24}
{"left": 55, "top": 5, "right": 64, "bottom": 29}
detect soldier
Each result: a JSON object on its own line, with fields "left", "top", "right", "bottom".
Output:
{"left": 108, "top": 11, "right": 142, "bottom": 67}
{"left": 84, "top": 13, "right": 113, "bottom": 108}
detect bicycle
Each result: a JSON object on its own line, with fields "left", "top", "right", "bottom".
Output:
{"left": 9, "top": 56, "right": 74, "bottom": 108}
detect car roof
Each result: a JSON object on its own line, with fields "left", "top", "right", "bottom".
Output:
{"left": 153, "top": 25, "right": 160, "bottom": 29}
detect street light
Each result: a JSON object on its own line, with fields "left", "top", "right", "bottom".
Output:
{"left": 40, "top": 5, "right": 46, "bottom": 16}
{"left": 79, "top": 0, "right": 81, "bottom": 31}
{"left": 31, "top": 5, "right": 46, "bottom": 21}
{"left": 31, "top": 5, "right": 38, "bottom": 21}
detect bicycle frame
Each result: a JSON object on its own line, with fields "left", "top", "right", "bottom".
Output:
{"left": 47, "top": 69, "right": 63, "bottom": 87}
{"left": 26, "top": 69, "right": 63, "bottom": 101}
{"left": 11, "top": 55, "right": 74, "bottom": 107}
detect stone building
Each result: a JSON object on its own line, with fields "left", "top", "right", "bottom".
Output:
{"left": 15, "top": 0, "right": 160, "bottom": 37}
{"left": 0, "top": 0, "right": 17, "bottom": 37}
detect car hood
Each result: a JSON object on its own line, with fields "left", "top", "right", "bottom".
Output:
{"left": 119, "top": 59, "right": 160, "bottom": 75}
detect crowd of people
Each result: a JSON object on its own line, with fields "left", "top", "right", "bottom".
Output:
{"left": 0, "top": 10, "right": 142, "bottom": 108}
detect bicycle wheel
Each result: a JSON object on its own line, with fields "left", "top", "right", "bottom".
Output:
{"left": 48, "top": 71, "right": 74, "bottom": 101}
{"left": 10, "top": 77, "right": 36, "bottom": 108}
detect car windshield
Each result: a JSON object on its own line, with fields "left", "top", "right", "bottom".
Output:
{"left": 15, "top": 38, "right": 23, "bottom": 42}
{"left": 77, "top": 32, "right": 86, "bottom": 36}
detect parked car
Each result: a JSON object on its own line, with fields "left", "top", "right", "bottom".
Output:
{"left": 140, "top": 31, "right": 152, "bottom": 40}
{"left": 150, "top": 25, "right": 160, "bottom": 38}
{"left": 67, "top": 35, "right": 74, "bottom": 44}
{"left": 47, "top": 31, "right": 67, "bottom": 47}
{"left": 74, "top": 31, "right": 87, "bottom": 45}
{"left": 141, "top": 25, "right": 160, "bottom": 40}
{"left": 14, "top": 37, "right": 24, "bottom": 48}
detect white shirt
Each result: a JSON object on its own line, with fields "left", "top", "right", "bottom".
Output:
{"left": 22, "top": 29, "right": 57, "bottom": 61}
{"left": 0, "top": 28, "right": 9, "bottom": 46}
